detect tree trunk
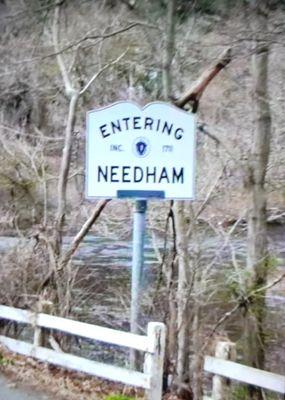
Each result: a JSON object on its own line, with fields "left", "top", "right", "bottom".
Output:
{"left": 191, "top": 309, "right": 203, "bottom": 400}
{"left": 54, "top": 92, "right": 79, "bottom": 254}
{"left": 162, "top": 0, "right": 176, "bottom": 100}
{"left": 174, "top": 200, "right": 191, "bottom": 383}
{"left": 160, "top": 0, "right": 232, "bottom": 390}
{"left": 190, "top": 210, "right": 203, "bottom": 400}
{"left": 162, "top": 0, "right": 192, "bottom": 391}
{"left": 161, "top": 0, "right": 180, "bottom": 389}
{"left": 245, "top": 1, "right": 271, "bottom": 398}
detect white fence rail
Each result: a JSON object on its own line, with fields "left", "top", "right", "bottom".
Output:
{"left": 204, "top": 355, "right": 285, "bottom": 396}
{"left": 0, "top": 305, "right": 166, "bottom": 400}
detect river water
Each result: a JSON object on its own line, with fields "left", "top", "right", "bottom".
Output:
{"left": 0, "top": 224, "right": 284, "bottom": 375}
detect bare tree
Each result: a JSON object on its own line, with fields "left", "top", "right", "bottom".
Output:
{"left": 160, "top": 2, "right": 232, "bottom": 394}
{"left": 38, "top": 2, "right": 129, "bottom": 318}
{"left": 244, "top": 1, "right": 272, "bottom": 398}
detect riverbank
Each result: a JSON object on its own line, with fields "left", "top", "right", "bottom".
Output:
{"left": 0, "top": 374, "right": 52, "bottom": 400}
{"left": 0, "top": 345, "right": 145, "bottom": 400}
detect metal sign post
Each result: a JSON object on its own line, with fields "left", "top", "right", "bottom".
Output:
{"left": 130, "top": 199, "right": 147, "bottom": 367}
{"left": 86, "top": 101, "right": 196, "bottom": 368}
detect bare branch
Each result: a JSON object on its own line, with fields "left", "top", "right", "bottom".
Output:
{"left": 202, "top": 303, "right": 241, "bottom": 352}
{"left": 51, "top": 23, "right": 139, "bottom": 60}
{"left": 64, "top": 20, "right": 160, "bottom": 51}
{"left": 251, "top": 272, "right": 285, "bottom": 295}
{"left": 79, "top": 50, "right": 128, "bottom": 95}
{"left": 194, "top": 166, "right": 226, "bottom": 221}
{"left": 52, "top": 2, "right": 76, "bottom": 97}
{"left": 197, "top": 123, "right": 221, "bottom": 145}
{"left": 40, "top": 22, "right": 158, "bottom": 63}
{"left": 59, "top": 199, "right": 111, "bottom": 268}
{"left": 175, "top": 48, "right": 232, "bottom": 112}
{"left": 201, "top": 271, "right": 285, "bottom": 353}
{"left": 85, "top": 22, "right": 145, "bottom": 40}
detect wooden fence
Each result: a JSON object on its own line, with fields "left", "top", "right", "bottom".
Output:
{"left": 0, "top": 305, "right": 166, "bottom": 400}
{"left": 204, "top": 341, "right": 285, "bottom": 399}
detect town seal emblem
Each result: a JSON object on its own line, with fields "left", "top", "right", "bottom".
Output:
{"left": 133, "top": 137, "right": 150, "bottom": 158}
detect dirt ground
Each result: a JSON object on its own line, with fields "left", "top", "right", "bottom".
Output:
{"left": 0, "top": 345, "right": 183, "bottom": 399}
{"left": 0, "top": 345, "right": 146, "bottom": 400}
{"left": 0, "top": 374, "right": 52, "bottom": 400}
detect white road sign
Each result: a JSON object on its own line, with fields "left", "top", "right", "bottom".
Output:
{"left": 86, "top": 101, "right": 196, "bottom": 199}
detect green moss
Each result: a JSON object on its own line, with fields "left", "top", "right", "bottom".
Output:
{"left": 232, "top": 384, "right": 279, "bottom": 400}
{"left": 265, "top": 255, "right": 279, "bottom": 271}
{"left": 232, "top": 385, "right": 249, "bottom": 400}
{"left": 0, "top": 352, "right": 13, "bottom": 366}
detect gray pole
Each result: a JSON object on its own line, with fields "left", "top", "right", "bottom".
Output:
{"left": 130, "top": 199, "right": 147, "bottom": 367}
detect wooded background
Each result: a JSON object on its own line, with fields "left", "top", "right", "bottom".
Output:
{"left": 0, "top": 1, "right": 284, "bottom": 399}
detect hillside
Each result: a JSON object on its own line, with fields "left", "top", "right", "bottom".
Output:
{"left": 0, "top": 0, "right": 284, "bottom": 231}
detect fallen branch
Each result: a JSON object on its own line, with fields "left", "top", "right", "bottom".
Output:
{"left": 175, "top": 48, "right": 231, "bottom": 112}
{"left": 59, "top": 199, "right": 111, "bottom": 268}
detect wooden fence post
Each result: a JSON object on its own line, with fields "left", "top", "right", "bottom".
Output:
{"left": 33, "top": 300, "right": 53, "bottom": 347}
{"left": 0, "top": 305, "right": 169, "bottom": 395}
{"left": 144, "top": 322, "right": 166, "bottom": 400}
{"left": 33, "top": 304, "right": 42, "bottom": 347}
{"left": 212, "top": 341, "right": 236, "bottom": 400}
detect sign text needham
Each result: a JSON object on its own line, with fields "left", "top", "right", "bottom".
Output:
{"left": 86, "top": 101, "right": 196, "bottom": 199}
